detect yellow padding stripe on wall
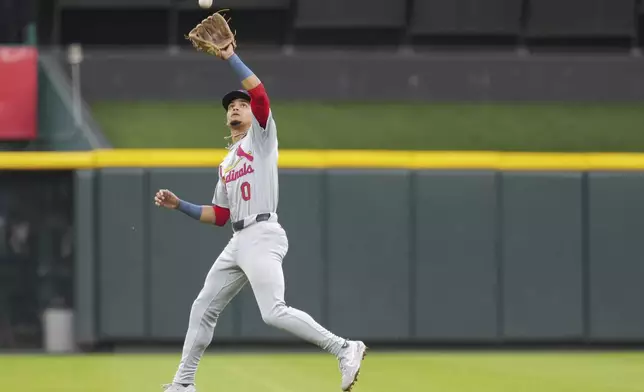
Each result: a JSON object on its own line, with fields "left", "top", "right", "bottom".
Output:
{"left": 1, "top": 150, "right": 644, "bottom": 170}
{"left": 0, "top": 152, "right": 95, "bottom": 170}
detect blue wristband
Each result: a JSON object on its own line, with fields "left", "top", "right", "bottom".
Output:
{"left": 177, "top": 200, "right": 202, "bottom": 220}
{"left": 228, "top": 53, "right": 254, "bottom": 82}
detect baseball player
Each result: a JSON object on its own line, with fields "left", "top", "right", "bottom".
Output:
{"left": 154, "top": 13, "right": 367, "bottom": 392}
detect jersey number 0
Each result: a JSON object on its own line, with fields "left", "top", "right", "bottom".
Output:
{"left": 241, "top": 181, "right": 251, "bottom": 201}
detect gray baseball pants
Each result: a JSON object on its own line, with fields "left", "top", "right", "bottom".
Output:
{"left": 173, "top": 221, "right": 346, "bottom": 385}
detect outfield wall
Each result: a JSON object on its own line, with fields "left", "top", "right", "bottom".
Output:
{"left": 2, "top": 150, "right": 644, "bottom": 348}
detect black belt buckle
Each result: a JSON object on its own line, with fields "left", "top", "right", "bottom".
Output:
{"left": 232, "top": 220, "right": 244, "bottom": 232}
{"left": 256, "top": 213, "right": 271, "bottom": 223}
{"left": 233, "top": 213, "right": 271, "bottom": 232}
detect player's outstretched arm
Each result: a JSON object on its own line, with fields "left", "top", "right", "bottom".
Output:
{"left": 154, "top": 189, "right": 230, "bottom": 226}
{"left": 221, "top": 46, "right": 270, "bottom": 128}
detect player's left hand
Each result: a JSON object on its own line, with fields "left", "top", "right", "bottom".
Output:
{"left": 186, "top": 10, "right": 237, "bottom": 58}
{"left": 218, "top": 44, "right": 235, "bottom": 60}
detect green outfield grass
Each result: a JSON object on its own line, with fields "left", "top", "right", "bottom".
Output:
{"left": 3, "top": 351, "right": 644, "bottom": 391}
{"left": 91, "top": 101, "right": 644, "bottom": 151}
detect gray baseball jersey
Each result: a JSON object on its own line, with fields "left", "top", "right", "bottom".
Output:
{"left": 212, "top": 111, "right": 279, "bottom": 223}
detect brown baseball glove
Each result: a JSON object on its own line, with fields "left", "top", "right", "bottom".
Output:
{"left": 186, "top": 10, "right": 236, "bottom": 57}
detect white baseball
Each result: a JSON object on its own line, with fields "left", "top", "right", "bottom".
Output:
{"left": 198, "top": 0, "right": 213, "bottom": 8}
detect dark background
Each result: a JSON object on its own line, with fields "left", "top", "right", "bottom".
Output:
{"left": 0, "top": 172, "right": 73, "bottom": 348}
{"left": 0, "top": 0, "right": 640, "bottom": 50}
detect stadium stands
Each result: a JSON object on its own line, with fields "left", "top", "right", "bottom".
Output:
{"left": 409, "top": 0, "right": 523, "bottom": 47}
{"left": 526, "top": 0, "right": 636, "bottom": 37}
{"left": 410, "top": 0, "right": 522, "bottom": 37}
{"left": 525, "top": 0, "right": 637, "bottom": 49}
{"left": 295, "top": 0, "right": 406, "bottom": 28}
{"left": 34, "top": 0, "right": 642, "bottom": 50}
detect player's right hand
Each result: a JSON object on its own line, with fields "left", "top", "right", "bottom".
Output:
{"left": 154, "top": 189, "right": 180, "bottom": 209}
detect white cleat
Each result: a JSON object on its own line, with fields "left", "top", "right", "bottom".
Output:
{"left": 161, "top": 383, "right": 197, "bottom": 392}
{"left": 338, "top": 341, "right": 368, "bottom": 391}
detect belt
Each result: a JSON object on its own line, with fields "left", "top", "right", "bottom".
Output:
{"left": 232, "top": 213, "right": 272, "bottom": 232}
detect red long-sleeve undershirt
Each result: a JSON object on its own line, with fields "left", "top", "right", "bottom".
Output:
{"left": 248, "top": 83, "right": 270, "bottom": 129}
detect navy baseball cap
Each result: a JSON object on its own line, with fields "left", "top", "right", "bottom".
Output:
{"left": 222, "top": 89, "right": 251, "bottom": 110}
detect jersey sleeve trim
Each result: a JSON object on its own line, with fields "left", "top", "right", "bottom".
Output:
{"left": 213, "top": 205, "right": 230, "bottom": 226}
